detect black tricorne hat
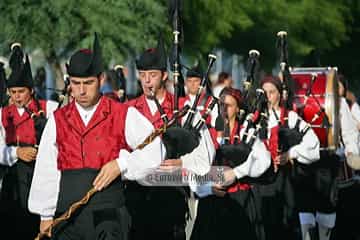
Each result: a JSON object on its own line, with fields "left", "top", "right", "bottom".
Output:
{"left": 136, "top": 36, "right": 167, "bottom": 71}
{"left": 66, "top": 33, "right": 104, "bottom": 78}
{"left": 186, "top": 64, "right": 203, "bottom": 79}
{"left": 7, "top": 43, "right": 34, "bottom": 88}
{"left": 0, "top": 62, "right": 6, "bottom": 84}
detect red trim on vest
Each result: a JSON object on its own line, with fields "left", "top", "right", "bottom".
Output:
{"left": 179, "top": 93, "right": 218, "bottom": 146}
{"left": 54, "top": 97, "right": 130, "bottom": 170}
{"left": 1, "top": 99, "right": 47, "bottom": 145}
{"left": 225, "top": 120, "right": 251, "bottom": 193}
{"left": 179, "top": 92, "right": 212, "bottom": 124}
{"left": 126, "top": 91, "right": 174, "bottom": 129}
{"left": 227, "top": 183, "right": 252, "bottom": 192}
{"left": 263, "top": 107, "right": 288, "bottom": 167}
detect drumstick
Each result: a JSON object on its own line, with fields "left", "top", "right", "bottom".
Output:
{"left": 304, "top": 73, "right": 317, "bottom": 104}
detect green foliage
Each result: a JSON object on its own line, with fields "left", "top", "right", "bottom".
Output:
{"left": 0, "top": 0, "right": 358, "bottom": 86}
{"left": 182, "top": 0, "right": 352, "bottom": 70}
{"left": 0, "top": 0, "right": 168, "bottom": 64}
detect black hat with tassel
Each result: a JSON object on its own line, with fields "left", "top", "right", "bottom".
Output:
{"left": 136, "top": 35, "right": 167, "bottom": 71}
{"left": 7, "top": 43, "right": 34, "bottom": 88}
{"left": 66, "top": 33, "right": 104, "bottom": 77}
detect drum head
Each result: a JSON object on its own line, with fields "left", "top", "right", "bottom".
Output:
{"left": 291, "top": 67, "right": 340, "bottom": 150}
{"left": 325, "top": 68, "right": 340, "bottom": 149}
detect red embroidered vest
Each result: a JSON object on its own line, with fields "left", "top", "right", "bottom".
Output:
{"left": 126, "top": 91, "right": 174, "bottom": 129}
{"left": 264, "top": 107, "right": 288, "bottom": 167}
{"left": 225, "top": 121, "right": 252, "bottom": 193}
{"left": 1, "top": 99, "right": 47, "bottom": 146}
{"left": 54, "top": 97, "right": 130, "bottom": 170}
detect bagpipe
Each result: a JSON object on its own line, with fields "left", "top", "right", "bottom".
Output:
{"left": 215, "top": 50, "right": 266, "bottom": 169}
{"left": 114, "top": 65, "right": 127, "bottom": 102}
{"left": 46, "top": 73, "right": 71, "bottom": 108}
{"left": 243, "top": 49, "right": 261, "bottom": 108}
{"left": 0, "top": 62, "right": 7, "bottom": 107}
{"left": 275, "top": 31, "right": 311, "bottom": 155}
{"left": 276, "top": 31, "right": 294, "bottom": 110}
{"left": 169, "top": 0, "right": 186, "bottom": 123}
{"left": 57, "top": 74, "right": 70, "bottom": 109}
{"left": 216, "top": 89, "right": 268, "bottom": 169}
{"left": 145, "top": 54, "right": 217, "bottom": 159}
{"left": 22, "top": 99, "right": 48, "bottom": 148}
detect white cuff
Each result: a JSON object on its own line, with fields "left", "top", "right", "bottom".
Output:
{"left": 233, "top": 166, "right": 247, "bottom": 179}
{"left": 116, "top": 150, "right": 130, "bottom": 175}
{"left": 195, "top": 182, "right": 214, "bottom": 198}
{"left": 40, "top": 215, "right": 54, "bottom": 221}
{"left": 288, "top": 146, "right": 299, "bottom": 160}
{"left": 11, "top": 146, "right": 18, "bottom": 159}
{"left": 3, "top": 146, "right": 19, "bottom": 166}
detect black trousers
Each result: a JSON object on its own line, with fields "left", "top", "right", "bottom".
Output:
{"left": 0, "top": 161, "right": 40, "bottom": 240}
{"left": 332, "top": 182, "right": 360, "bottom": 240}
{"left": 191, "top": 190, "right": 259, "bottom": 240}
{"left": 254, "top": 166, "right": 298, "bottom": 240}
{"left": 293, "top": 152, "right": 339, "bottom": 213}
{"left": 125, "top": 183, "right": 187, "bottom": 240}
{"left": 52, "top": 169, "right": 130, "bottom": 240}
{"left": 53, "top": 205, "right": 131, "bottom": 240}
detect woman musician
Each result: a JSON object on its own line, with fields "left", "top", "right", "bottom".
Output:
{"left": 190, "top": 87, "right": 271, "bottom": 240}
{"left": 258, "top": 76, "right": 320, "bottom": 240}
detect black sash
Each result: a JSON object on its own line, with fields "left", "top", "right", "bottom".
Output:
{"left": 56, "top": 168, "right": 125, "bottom": 215}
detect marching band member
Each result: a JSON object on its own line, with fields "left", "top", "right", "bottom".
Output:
{"left": 191, "top": 87, "right": 271, "bottom": 240}
{"left": 299, "top": 82, "right": 360, "bottom": 239}
{"left": 0, "top": 43, "right": 58, "bottom": 239}
{"left": 260, "top": 76, "right": 320, "bottom": 240}
{"left": 126, "top": 38, "right": 215, "bottom": 240}
{"left": 28, "top": 33, "right": 163, "bottom": 240}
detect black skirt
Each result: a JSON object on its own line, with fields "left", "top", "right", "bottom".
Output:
{"left": 53, "top": 168, "right": 130, "bottom": 240}
{"left": 254, "top": 166, "right": 298, "bottom": 240}
{"left": 191, "top": 189, "right": 258, "bottom": 240}
{"left": 293, "top": 152, "right": 339, "bottom": 213}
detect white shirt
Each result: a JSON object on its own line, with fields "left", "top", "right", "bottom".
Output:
{"left": 268, "top": 109, "right": 320, "bottom": 164}
{"left": 74, "top": 101, "right": 99, "bottom": 126}
{"left": 186, "top": 94, "right": 218, "bottom": 128}
{"left": 144, "top": 97, "right": 216, "bottom": 176}
{"left": 213, "top": 85, "right": 225, "bottom": 99}
{"left": 194, "top": 124, "right": 271, "bottom": 198}
{"left": 28, "top": 103, "right": 163, "bottom": 220}
{"left": 339, "top": 98, "right": 360, "bottom": 155}
{"left": 0, "top": 100, "right": 58, "bottom": 166}
{"left": 145, "top": 96, "right": 165, "bottom": 116}
{"left": 351, "top": 102, "right": 360, "bottom": 123}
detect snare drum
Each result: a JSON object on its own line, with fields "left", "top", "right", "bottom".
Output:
{"left": 291, "top": 67, "right": 340, "bottom": 150}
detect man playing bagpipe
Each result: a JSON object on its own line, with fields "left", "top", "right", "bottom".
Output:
{"left": 180, "top": 65, "right": 218, "bottom": 127}
{"left": 125, "top": 38, "right": 215, "bottom": 240}
{"left": 0, "top": 43, "right": 58, "bottom": 239}
{"left": 102, "top": 65, "right": 127, "bottom": 102}
{"left": 190, "top": 87, "right": 271, "bottom": 240}
{"left": 28, "top": 33, "right": 164, "bottom": 240}
{"left": 178, "top": 64, "right": 218, "bottom": 147}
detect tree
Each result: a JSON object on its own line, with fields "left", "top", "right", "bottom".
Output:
{"left": 181, "top": 0, "right": 351, "bottom": 71}
{"left": 0, "top": 0, "right": 168, "bottom": 87}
